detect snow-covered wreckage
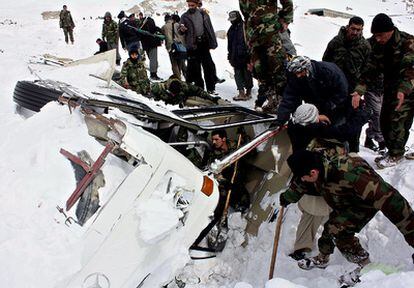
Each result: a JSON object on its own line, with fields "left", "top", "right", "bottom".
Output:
{"left": 13, "top": 51, "right": 292, "bottom": 287}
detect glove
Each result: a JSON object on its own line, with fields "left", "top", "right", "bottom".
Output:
{"left": 279, "top": 193, "right": 290, "bottom": 207}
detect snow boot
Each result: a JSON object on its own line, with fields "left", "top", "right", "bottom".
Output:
{"left": 376, "top": 154, "right": 403, "bottom": 169}
{"left": 289, "top": 248, "right": 311, "bottom": 261}
{"left": 298, "top": 253, "right": 330, "bottom": 270}
{"left": 233, "top": 90, "right": 248, "bottom": 101}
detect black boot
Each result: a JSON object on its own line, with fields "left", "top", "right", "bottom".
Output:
{"left": 378, "top": 141, "right": 386, "bottom": 151}
{"left": 150, "top": 72, "right": 162, "bottom": 81}
{"left": 364, "top": 137, "right": 378, "bottom": 151}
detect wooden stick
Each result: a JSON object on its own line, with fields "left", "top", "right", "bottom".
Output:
{"left": 269, "top": 205, "right": 285, "bottom": 280}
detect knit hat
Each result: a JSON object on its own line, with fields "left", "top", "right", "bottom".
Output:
{"left": 128, "top": 44, "right": 139, "bottom": 56}
{"left": 104, "top": 12, "right": 111, "bottom": 18}
{"left": 287, "top": 150, "right": 323, "bottom": 177}
{"left": 228, "top": 11, "right": 241, "bottom": 22}
{"left": 371, "top": 13, "right": 394, "bottom": 33}
{"left": 117, "top": 11, "right": 126, "bottom": 19}
{"left": 287, "top": 56, "right": 312, "bottom": 73}
{"left": 292, "top": 103, "right": 319, "bottom": 126}
{"left": 186, "top": 0, "right": 199, "bottom": 3}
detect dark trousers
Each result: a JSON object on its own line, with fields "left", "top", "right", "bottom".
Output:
{"left": 234, "top": 67, "right": 253, "bottom": 91}
{"left": 186, "top": 47, "right": 216, "bottom": 91}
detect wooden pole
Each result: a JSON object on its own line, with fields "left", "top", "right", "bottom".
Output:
{"left": 268, "top": 205, "right": 285, "bottom": 280}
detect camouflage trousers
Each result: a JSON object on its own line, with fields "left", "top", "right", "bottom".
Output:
{"left": 131, "top": 80, "right": 150, "bottom": 96}
{"left": 319, "top": 193, "right": 414, "bottom": 263}
{"left": 380, "top": 93, "right": 414, "bottom": 157}
{"left": 245, "top": 6, "right": 287, "bottom": 95}
{"left": 63, "top": 27, "right": 74, "bottom": 43}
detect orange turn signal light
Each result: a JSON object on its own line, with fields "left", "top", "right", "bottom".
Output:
{"left": 201, "top": 175, "right": 214, "bottom": 197}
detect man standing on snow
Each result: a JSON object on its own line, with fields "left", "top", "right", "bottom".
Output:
{"left": 280, "top": 149, "right": 414, "bottom": 272}
{"left": 179, "top": 0, "right": 218, "bottom": 94}
{"left": 59, "top": 5, "right": 75, "bottom": 44}
{"left": 322, "top": 16, "right": 370, "bottom": 152}
{"left": 227, "top": 10, "right": 253, "bottom": 101}
{"left": 351, "top": 13, "right": 414, "bottom": 168}
{"left": 140, "top": 13, "right": 163, "bottom": 80}
{"left": 102, "top": 12, "right": 121, "bottom": 65}
{"left": 239, "top": 0, "right": 293, "bottom": 111}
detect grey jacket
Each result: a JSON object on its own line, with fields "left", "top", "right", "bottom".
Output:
{"left": 180, "top": 10, "right": 217, "bottom": 51}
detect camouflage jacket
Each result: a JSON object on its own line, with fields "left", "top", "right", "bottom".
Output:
{"left": 150, "top": 78, "right": 218, "bottom": 106}
{"left": 59, "top": 10, "right": 75, "bottom": 28}
{"left": 120, "top": 58, "right": 150, "bottom": 95}
{"left": 322, "top": 26, "right": 371, "bottom": 90}
{"left": 355, "top": 28, "right": 414, "bottom": 98}
{"left": 281, "top": 149, "right": 403, "bottom": 212}
{"left": 239, "top": 0, "right": 293, "bottom": 45}
{"left": 102, "top": 19, "right": 118, "bottom": 44}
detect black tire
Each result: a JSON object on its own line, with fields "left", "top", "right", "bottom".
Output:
{"left": 13, "top": 81, "right": 63, "bottom": 112}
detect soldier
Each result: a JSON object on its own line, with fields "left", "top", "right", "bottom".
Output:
{"left": 322, "top": 16, "right": 371, "bottom": 152}
{"left": 119, "top": 45, "right": 150, "bottom": 96}
{"left": 102, "top": 12, "right": 121, "bottom": 65}
{"left": 239, "top": 0, "right": 293, "bottom": 111}
{"left": 150, "top": 77, "right": 221, "bottom": 107}
{"left": 206, "top": 130, "right": 250, "bottom": 212}
{"left": 322, "top": 16, "right": 370, "bottom": 92}
{"left": 280, "top": 149, "right": 414, "bottom": 271}
{"left": 352, "top": 13, "right": 414, "bottom": 167}
{"left": 59, "top": 5, "right": 75, "bottom": 44}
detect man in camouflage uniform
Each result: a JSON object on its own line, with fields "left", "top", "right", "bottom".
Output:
{"left": 102, "top": 12, "right": 121, "bottom": 65}
{"left": 150, "top": 77, "right": 221, "bottom": 106}
{"left": 352, "top": 13, "right": 414, "bottom": 168}
{"left": 322, "top": 16, "right": 370, "bottom": 152}
{"left": 322, "top": 16, "right": 370, "bottom": 92}
{"left": 59, "top": 5, "right": 75, "bottom": 44}
{"left": 119, "top": 46, "right": 150, "bottom": 95}
{"left": 239, "top": 0, "right": 293, "bottom": 111}
{"left": 280, "top": 149, "right": 414, "bottom": 270}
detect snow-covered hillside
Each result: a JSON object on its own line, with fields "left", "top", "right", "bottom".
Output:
{"left": 0, "top": 0, "right": 413, "bottom": 287}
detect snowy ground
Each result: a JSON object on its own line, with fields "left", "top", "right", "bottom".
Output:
{"left": 0, "top": 0, "right": 413, "bottom": 287}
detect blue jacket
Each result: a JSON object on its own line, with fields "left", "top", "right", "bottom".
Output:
{"left": 227, "top": 20, "right": 249, "bottom": 69}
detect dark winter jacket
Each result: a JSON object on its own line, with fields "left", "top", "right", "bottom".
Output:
{"left": 322, "top": 26, "right": 371, "bottom": 91}
{"left": 277, "top": 60, "right": 349, "bottom": 125}
{"left": 119, "top": 18, "right": 141, "bottom": 49}
{"left": 94, "top": 40, "right": 108, "bottom": 55}
{"left": 140, "top": 17, "right": 162, "bottom": 51}
{"left": 180, "top": 9, "right": 217, "bottom": 51}
{"left": 355, "top": 28, "right": 414, "bottom": 98}
{"left": 227, "top": 19, "right": 249, "bottom": 69}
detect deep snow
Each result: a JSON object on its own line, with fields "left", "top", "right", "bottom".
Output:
{"left": 0, "top": 0, "right": 413, "bottom": 287}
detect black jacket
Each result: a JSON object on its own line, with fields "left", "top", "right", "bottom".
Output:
{"left": 277, "top": 60, "right": 350, "bottom": 125}
{"left": 227, "top": 20, "right": 249, "bottom": 69}
{"left": 140, "top": 17, "right": 162, "bottom": 51}
{"left": 94, "top": 40, "right": 108, "bottom": 55}
{"left": 119, "top": 18, "right": 141, "bottom": 49}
